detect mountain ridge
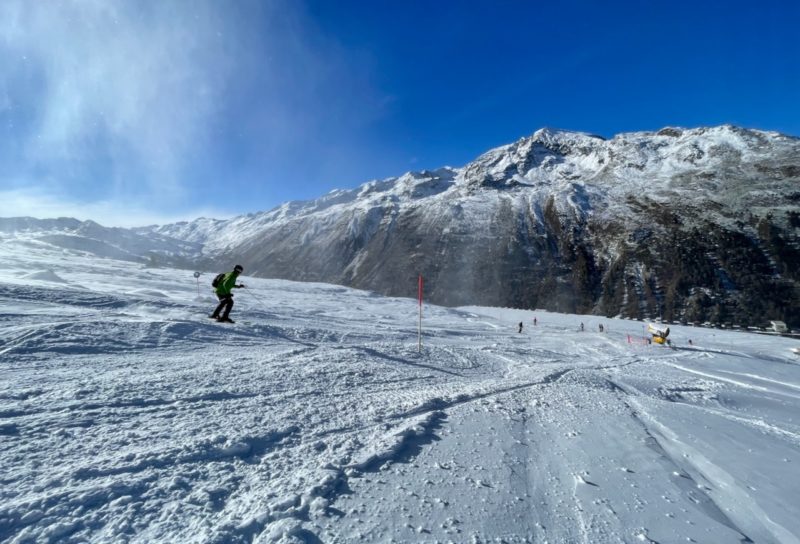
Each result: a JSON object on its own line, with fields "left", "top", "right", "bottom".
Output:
{"left": 3, "top": 125, "right": 798, "bottom": 327}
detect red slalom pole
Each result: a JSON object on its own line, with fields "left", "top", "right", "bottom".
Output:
{"left": 418, "top": 275, "right": 423, "bottom": 352}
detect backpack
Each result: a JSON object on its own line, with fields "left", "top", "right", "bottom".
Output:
{"left": 211, "top": 273, "right": 225, "bottom": 288}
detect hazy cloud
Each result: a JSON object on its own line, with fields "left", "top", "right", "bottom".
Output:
{"left": 0, "top": 1, "right": 246, "bottom": 198}
{"left": 0, "top": 186, "right": 235, "bottom": 227}
{"left": 0, "top": 0, "right": 388, "bottom": 223}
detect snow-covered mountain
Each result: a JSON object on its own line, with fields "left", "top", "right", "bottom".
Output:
{"left": 0, "top": 217, "right": 206, "bottom": 269}
{"left": 147, "top": 125, "right": 800, "bottom": 329}
{"left": 4, "top": 125, "right": 799, "bottom": 328}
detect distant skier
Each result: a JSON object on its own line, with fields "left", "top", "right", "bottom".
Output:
{"left": 533, "top": 317, "right": 537, "bottom": 326}
{"left": 209, "top": 264, "right": 246, "bottom": 323}
{"left": 599, "top": 323, "right": 604, "bottom": 333}
{"left": 518, "top": 322, "right": 523, "bottom": 333}
{"left": 580, "top": 322, "right": 584, "bottom": 332}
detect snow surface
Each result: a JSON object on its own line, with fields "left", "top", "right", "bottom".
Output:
{"left": 1, "top": 238, "right": 800, "bottom": 543}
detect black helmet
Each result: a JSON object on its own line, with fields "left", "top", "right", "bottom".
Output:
{"left": 233, "top": 264, "right": 243, "bottom": 273}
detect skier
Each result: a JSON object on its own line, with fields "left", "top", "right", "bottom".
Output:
{"left": 580, "top": 322, "right": 584, "bottom": 332}
{"left": 533, "top": 317, "right": 537, "bottom": 326}
{"left": 209, "top": 264, "right": 246, "bottom": 323}
{"left": 518, "top": 322, "right": 523, "bottom": 333}
{"left": 599, "top": 323, "right": 604, "bottom": 332}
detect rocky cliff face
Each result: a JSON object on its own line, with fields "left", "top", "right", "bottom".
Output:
{"left": 6, "top": 125, "right": 799, "bottom": 327}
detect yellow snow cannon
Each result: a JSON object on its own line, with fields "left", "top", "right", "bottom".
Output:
{"left": 647, "top": 324, "right": 671, "bottom": 345}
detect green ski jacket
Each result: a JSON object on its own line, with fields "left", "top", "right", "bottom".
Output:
{"left": 215, "top": 271, "right": 240, "bottom": 296}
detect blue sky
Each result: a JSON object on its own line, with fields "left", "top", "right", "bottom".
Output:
{"left": 1, "top": 0, "right": 798, "bottom": 227}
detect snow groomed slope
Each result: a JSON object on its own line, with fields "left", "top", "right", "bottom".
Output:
{"left": 1, "top": 237, "right": 799, "bottom": 543}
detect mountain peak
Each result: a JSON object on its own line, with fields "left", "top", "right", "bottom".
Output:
{"left": 531, "top": 127, "right": 606, "bottom": 143}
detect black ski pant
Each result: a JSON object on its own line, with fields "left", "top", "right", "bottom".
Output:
{"left": 212, "top": 294, "right": 234, "bottom": 319}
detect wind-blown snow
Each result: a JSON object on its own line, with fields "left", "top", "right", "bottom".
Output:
{"left": 21, "top": 270, "right": 68, "bottom": 284}
{"left": 1, "top": 235, "right": 799, "bottom": 543}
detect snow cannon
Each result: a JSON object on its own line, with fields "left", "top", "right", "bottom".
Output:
{"left": 647, "top": 324, "right": 671, "bottom": 345}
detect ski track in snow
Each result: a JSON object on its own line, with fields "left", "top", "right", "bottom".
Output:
{"left": 1, "top": 243, "right": 800, "bottom": 543}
